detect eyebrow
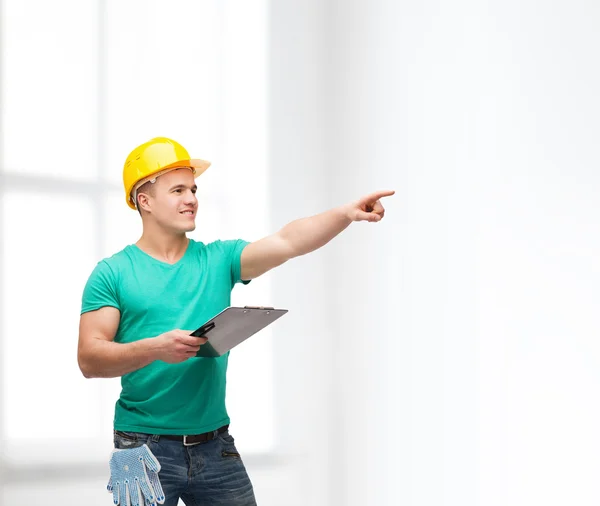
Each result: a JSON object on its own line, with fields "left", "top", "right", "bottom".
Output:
{"left": 169, "top": 184, "right": 198, "bottom": 191}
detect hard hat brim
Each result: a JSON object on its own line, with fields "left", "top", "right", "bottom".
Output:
{"left": 163, "top": 158, "right": 211, "bottom": 174}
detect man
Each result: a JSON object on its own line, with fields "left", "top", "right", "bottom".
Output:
{"left": 78, "top": 136, "right": 394, "bottom": 506}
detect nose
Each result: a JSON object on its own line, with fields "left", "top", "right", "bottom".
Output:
{"left": 184, "top": 190, "right": 197, "bottom": 206}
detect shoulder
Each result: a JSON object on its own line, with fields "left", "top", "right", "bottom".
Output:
{"left": 87, "top": 246, "right": 135, "bottom": 281}
{"left": 200, "top": 239, "right": 250, "bottom": 266}
{"left": 82, "top": 249, "right": 132, "bottom": 311}
{"left": 202, "top": 239, "right": 250, "bottom": 254}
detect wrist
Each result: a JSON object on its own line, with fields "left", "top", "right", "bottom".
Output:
{"left": 144, "top": 336, "right": 162, "bottom": 362}
{"left": 338, "top": 203, "right": 353, "bottom": 222}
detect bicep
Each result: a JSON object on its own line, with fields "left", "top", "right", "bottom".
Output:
{"left": 240, "top": 234, "right": 294, "bottom": 280}
{"left": 78, "top": 306, "right": 121, "bottom": 352}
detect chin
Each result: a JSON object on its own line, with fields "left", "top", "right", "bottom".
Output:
{"left": 164, "top": 219, "right": 196, "bottom": 234}
{"left": 182, "top": 222, "right": 197, "bottom": 232}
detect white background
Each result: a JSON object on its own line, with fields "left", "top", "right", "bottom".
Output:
{"left": 2, "top": 0, "right": 600, "bottom": 505}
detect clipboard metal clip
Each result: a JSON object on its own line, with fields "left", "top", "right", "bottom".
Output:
{"left": 191, "top": 321, "right": 215, "bottom": 337}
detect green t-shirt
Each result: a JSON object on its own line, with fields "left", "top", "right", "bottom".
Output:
{"left": 80, "top": 238, "right": 250, "bottom": 434}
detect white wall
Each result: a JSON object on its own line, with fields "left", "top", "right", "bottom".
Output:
{"left": 267, "top": 1, "right": 334, "bottom": 504}
{"left": 317, "top": 0, "right": 600, "bottom": 505}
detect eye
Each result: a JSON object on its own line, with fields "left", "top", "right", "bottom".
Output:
{"left": 192, "top": 189, "right": 197, "bottom": 194}
{"left": 174, "top": 189, "right": 182, "bottom": 193}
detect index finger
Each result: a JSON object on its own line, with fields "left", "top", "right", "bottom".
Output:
{"left": 361, "top": 190, "right": 395, "bottom": 203}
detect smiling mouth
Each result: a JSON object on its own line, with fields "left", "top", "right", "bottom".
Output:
{"left": 180, "top": 210, "right": 195, "bottom": 216}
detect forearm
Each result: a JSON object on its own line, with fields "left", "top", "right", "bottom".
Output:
{"left": 79, "top": 337, "right": 160, "bottom": 379}
{"left": 278, "top": 205, "right": 352, "bottom": 257}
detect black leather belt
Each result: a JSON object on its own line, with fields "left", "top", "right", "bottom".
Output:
{"left": 160, "top": 424, "right": 229, "bottom": 446}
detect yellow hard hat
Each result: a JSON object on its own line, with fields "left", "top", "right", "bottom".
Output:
{"left": 123, "top": 137, "right": 211, "bottom": 209}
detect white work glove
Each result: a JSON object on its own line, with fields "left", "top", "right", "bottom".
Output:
{"left": 107, "top": 444, "right": 165, "bottom": 506}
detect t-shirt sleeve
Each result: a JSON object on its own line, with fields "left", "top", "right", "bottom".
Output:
{"left": 223, "top": 239, "right": 251, "bottom": 287}
{"left": 81, "top": 260, "right": 121, "bottom": 315}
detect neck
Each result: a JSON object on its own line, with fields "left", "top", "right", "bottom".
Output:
{"left": 136, "top": 225, "right": 190, "bottom": 264}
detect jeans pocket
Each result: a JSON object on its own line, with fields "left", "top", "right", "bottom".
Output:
{"left": 218, "top": 432, "right": 242, "bottom": 460}
{"left": 114, "top": 430, "right": 138, "bottom": 441}
{"left": 113, "top": 431, "right": 148, "bottom": 449}
{"left": 218, "top": 432, "right": 235, "bottom": 445}
{"left": 221, "top": 450, "right": 241, "bottom": 460}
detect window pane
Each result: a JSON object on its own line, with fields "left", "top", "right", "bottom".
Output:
{"left": 1, "top": 193, "right": 102, "bottom": 442}
{"left": 1, "top": 0, "right": 98, "bottom": 180}
{"left": 105, "top": 0, "right": 223, "bottom": 186}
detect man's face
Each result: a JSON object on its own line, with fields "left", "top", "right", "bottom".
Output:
{"left": 141, "top": 168, "right": 198, "bottom": 233}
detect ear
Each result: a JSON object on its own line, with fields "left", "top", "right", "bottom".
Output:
{"left": 137, "top": 192, "right": 151, "bottom": 213}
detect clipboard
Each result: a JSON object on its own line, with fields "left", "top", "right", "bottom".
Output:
{"left": 190, "top": 306, "right": 288, "bottom": 358}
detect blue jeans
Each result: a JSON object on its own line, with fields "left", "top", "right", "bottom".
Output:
{"left": 113, "top": 429, "right": 258, "bottom": 506}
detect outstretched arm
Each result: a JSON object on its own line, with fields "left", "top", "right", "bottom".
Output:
{"left": 240, "top": 190, "right": 395, "bottom": 280}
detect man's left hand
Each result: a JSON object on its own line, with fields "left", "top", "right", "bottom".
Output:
{"left": 345, "top": 190, "right": 395, "bottom": 223}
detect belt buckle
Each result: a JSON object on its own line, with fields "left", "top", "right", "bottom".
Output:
{"left": 183, "top": 435, "right": 200, "bottom": 447}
